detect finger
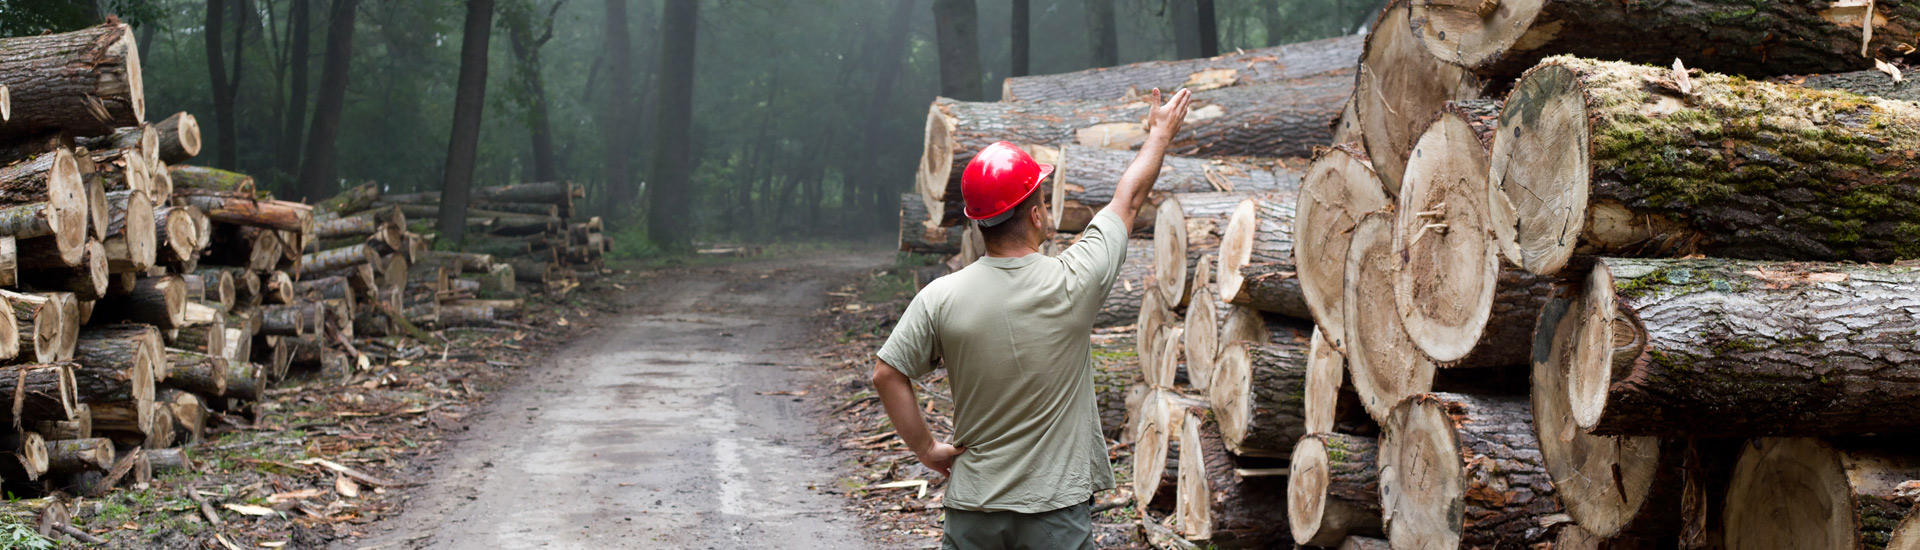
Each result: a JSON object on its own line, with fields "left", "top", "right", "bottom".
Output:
{"left": 1176, "top": 88, "right": 1194, "bottom": 107}
{"left": 1149, "top": 87, "right": 1164, "bottom": 107}
{"left": 953, "top": 446, "right": 967, "bottom": 454}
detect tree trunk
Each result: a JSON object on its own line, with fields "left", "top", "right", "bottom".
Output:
{"left": 0, "top": 363, "right": 74, "bottom": 426}
{"left": 1153, "top": 192, "right": 1246, "bottom": 307}
{"left": 1174, "top": 407, "right": 1290, "bottom": 546}
{"left": 1725, "top": 438, "right": 1920, "bottom": 550}
{"left": 1293, "top": 144, "right": 1388, "bottom": 352}
{"left": 1381, "top": 393, "right": 1561, "bottom": 549}
{"left": 1495, "top": 57, "right": 1920, "bottom": 276}
{"left": 599, "top": 0, "right": 636, "bottom": 214}
{"left": 436, "top": 0, "right": 495, "bottom": 245}
{"left": 1050, "top": 146, "right": 1305, "bottom": 233}
{"left": 1356, "top": 0, "right": 1486, "bottom": 198}
{"left": 1007, "top": 34, "right": 1359, "bottom": 102}
{"left": 180, "top": 194, "right": 312, "bottom": 233}
{"left": 1343, "top": 214, "right": 1434, "bottom": 424}
{"left": 854, "top": 0, "right": 917, "bottom": 229}
{"left": 1195, "top": 0, "right": 1218, "bottom": 57}
{"left": 101, "top": 190, "right": 154, "bottom": 273}
{"left": 1009, "top": 0, "right": 1028, "bottom": 78}
{"left": 1213, "top": 193, "right": 1305, "bottom": 320}
{"left": 0, "top": 22, "right": 144, "bottom": 142}
{"left": 90, "top": 274, "right": 181, "bottom": 329}
{"left": 154, "top": 111, "right": 202, "bottom": 164}
{"left": 71, "top": 326, "right": 154, "bottom": 407}
{"left": 506, "top": 1, "right": 559, "bottom": 182}
{"left": 44, "top": 438, "right": 111, "bottom": 474}
{"left": 277, "top": 0, "right": 310, "bottom": 174}
{"left": 1414, "top": 0, "right": 1920, "bottom": 80}
{"left": 1531, "top": 286, "right": 1684, "bottom": 541}
{"left": 294, "top": 0, "right": 359, "bottom": 201}
{"left": 0, "top": 149, "right": 88, "bottom": 267}
{"left": 1288, "top": 433, "right": 1382, "bottom": 547}
{"left": 169, "top": 165, "right": 256, "bottom": 195}
{"left": 1084, "top": 0, "right": 1118, "bottom": 67}
{"left": 1208, "top": 339, "right": 1310, "bottom": 458}
{"left": 931, "top": 0, "right": 984, "bottom": 101}
{"left": 645, "top": 0, "right": 697, "bottom": 250}
{"left": 20, "top": 240, "right": 107, "bottom": 300}
{"left": 1569, "top": 257, "right": 1920, "bottom": 436}
{"left": 897, "top": 194, "right": 962, "bottom": 255}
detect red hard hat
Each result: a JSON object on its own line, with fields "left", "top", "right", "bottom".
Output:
{"left": 961, "top": 142, "right": 1053, "bottom": 223}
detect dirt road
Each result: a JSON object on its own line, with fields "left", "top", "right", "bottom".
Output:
{"left": 338, "top": 251, "right": 891, "bottom": 549}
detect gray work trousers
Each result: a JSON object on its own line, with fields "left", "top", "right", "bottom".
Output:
{"left": 940, "top": 500, "right": 1095, "bottom": 550}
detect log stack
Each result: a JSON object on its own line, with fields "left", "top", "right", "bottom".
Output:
{"left": 363, "top": 180, "right": 599, "bottom": 286}
{"left": 894, "top": 1, "right": 1920, "bottom": 547}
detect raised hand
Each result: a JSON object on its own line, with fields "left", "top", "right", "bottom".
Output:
{"left": 1145, "top": 87, "right": 1194, "bottom": 140}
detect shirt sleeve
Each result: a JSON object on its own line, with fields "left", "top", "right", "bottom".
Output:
{"left": 1056, "top": 209, "right": 1131, "bottom": 295}
{"left": 875, "top": 292, "right": 940, "bottom": 379}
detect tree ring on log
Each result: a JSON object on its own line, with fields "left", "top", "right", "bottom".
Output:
{"left": 1289, "top": 435, "right": 1336, "bottom": 545}
{"left": 1132, "top": 389, "right": 1173, "bottom": 511}
{"left": 113, "top": 26, "right": 146, "bottom": 123}
{"left": 1533, "top": 285, "right": 1664, "bottom": 538}
{"left": 1294, "top": 145, "right": 1389, "bottom": 350}
{"left": 1183, "top": 286, "right": 1219, "bottom": 390}
{"left": 1409, "top": 0, "right": 1545, "bottom": 69}
{"left": 1723, "top": 438, "right": 1860, "bottom": 550}
{"left": 1303, "top": 327, "right": 1343, "bottom": 434}
{"left": 1214, "top": 198, "right": 1259, "bottom": 306}
{"left": 1394, "top": 110, "right": 1496, "bottom": 363}
{"left": 1355, "top": 0, "right": 1483, "bottom": 196}
{"left": 917, "top": 104, "right": 956, "bottom": 210}
{"left": 1488, "top": 63, "right": 1589, "bottom": 275}
{"left": 1343, "top": 214, "right": 1435, "bottom": 423}
{"left": 1153, "top": 197, "right": 1190, "bottom": 305}
{"left": 1568, "top": 263, "right": 1632, "bottom": 430}
{"left": 1380, "top": 394, "right": 1466, "bottom": 550}
{"left": 48, "top": 149, "right": 87, "bottom": 267}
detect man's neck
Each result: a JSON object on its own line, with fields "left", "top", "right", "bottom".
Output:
{"left": 983, "top": 233, "right": 1041, "bottom": 258}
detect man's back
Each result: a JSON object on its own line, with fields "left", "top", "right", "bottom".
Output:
{"left": 877, "top": 210, "right": 1130, "bottom": 513}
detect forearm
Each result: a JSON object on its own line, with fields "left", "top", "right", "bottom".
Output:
{"left": 873, "top": 363, "right": 936, "bottom": 455}
{"left": 1105, "top": 135, "right": 1173, "bottom": 232}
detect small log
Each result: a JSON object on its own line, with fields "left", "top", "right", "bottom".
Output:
{"left": 71, "top": 324, "right": 157, "bottom": 406}
{"left": 315, "top": 180, "right": 380, "bottom": 216}
{"left": 144, "top": 446, "right": 190, "bottom": 473}
{"left": 1133, "top": 389, "right": 1201, "bottom": 513}
{"left": 1724, "top": 438, "right": 1920, "bottom": 550}
{"left": 1571, "top": 258, "right": 1920, "bottom": 436}
{"left": 201, "top": 268, "right": 252, "bottom": 308}
{"left": 179, "top": 194, "right": 312, "bottom": 234}
{"left": 1343, "top": 214, "right": 1433, "bottom": 424}
{"left": 1208, "top": 335, "right": 1312, "bottom": 458}
{"left": 314, "top": 216, "right": 376, "bottom": 240}
{"left": 166, "top": 165, "right": 253, "bottom": 196}
{"left": 153, "top": 205, "right": 196, "bottom": 268}
{"left": 1301, "top": 327, "right": 1359, "bottom": 436}
{"left": 86, "top": 273, "right": 182, "bottom": 329}
{"left": 46, "top": 293, "right": 79, "bottom": 360}
{"left": 43, "top": 437, "right": 111, "bottom": 474}
{"left": 0, "top": 22, "right": 144, "bottom": 141}
{"left": 0, "top": 235, "right": 15, "bottom": 287}
{"left": 897, "top": 193, "right": 962, "bottom": 254}
{"left": 1287, "top": 433, "right": 1382, "bottom": 546}
{"left": 182, "top": 271, "right": 234, "bottom": 311}
{"left": 170, "top": 315, "right": 225, "bottom": 356}
{"left": 420, "top": 250, "right": 494, "bottom": 274}
{"left": 1293, "top": 145, "right": 1388, "bottom": 349}
{"left": 19, "top": 240, "right": 108, "bottom": 300}
{"left": 0, "top": 149, "right": 88, "bottom": 266}
{"left": 35, "top": 403, "right": 88, "bottom": 439}
{"left": 299, "top": 243, "right": 376, "bottom": 277}
{"left": 1152, "top": 192, "right": 1250, "bottom": 307}
{"left": 0, "top": 363, "right": 75, "bottom": 426}
{"left": 219, "top": 329, "right": 251, "bottom": 372}
{"left": 87, "top": 401, "right": 147, "bottom": 437}
{"left": 437, "top": 304, "right": 499, "bottom": 327}
{"left": 2, "top": 290, "right": 63, "bottom": 363}
{"left": 262, "top": 270, "right": 295, "bottom": 304}
{"left": 83, "top": 162, "right": 107, "bottom": 242}
{"left": 258, "top": 303, "right": 319, "bottom": 336}
{"left": 0, "top": 292, "right": 20, "bottom": 361}
{"left": 158, "top": 350, "right": 224, "bottom": 397}
{"left": 479, "top": 263, "right": 515, "bottom": 295}
{"left": 1215, "top": 194, "right": 1307, "bottom": 319}
{"left": 1174, "top": 407, "right": 1290, "bottom": 545}
{"left": 142, "top": 400, "right": 172, "bottom": 448}
{"left": 1380, "top": 393, "right": 1561, "bottom": 549}
{"left": 151, "top": 112, "right": 199, "bottom": 163}
{"left": 221, "top": 361, "right": 261, "bottom": 402}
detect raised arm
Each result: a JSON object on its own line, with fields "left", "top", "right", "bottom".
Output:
{"left": 1103, "top": 87, "right": 1193, "bottom": 232}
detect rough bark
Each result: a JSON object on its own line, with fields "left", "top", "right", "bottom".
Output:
{"left": 1051, "top": 146, "right": 1304, "bottom": 233}
{"left": 1208, "top": 338, "right": 1311, "bottom": 458}
{"left": 223, "top": 361, "right": 261, "bottom": 402}
{"left": 897, "top": 194, "right": 962, "bottom": 254}
{"left": 1381, "top": 393, "right": 1561, "bottom": 549}
{"left": 1214, "top": 194, "right": 1305, "bottom": 319}
{"left": 1002, "top": 34, "right": 1362, "bottom": 102}
{"left": 294, "top": 0, "right": 359, "bottom": 201}
{"left": 1355, "top": 0, "right": 1485, "bottom": 196}
{"left": 167, "top": 165, "right": 255, "bottom": 196}
{"left": 101, "top": 190, "right": 154, "bottom": 273}
{"left": 0, "top": 148, "right": 88, "bottom": 267}
{"left": 180, "top": 194, "right": 312, "bottom": 234}
{"left": 1174, "top": 407, "right": 1291, "bottom": 546}
{"left": 1412, "top": 0, "right": 1920, "bottom": 79}
{"left": 0, "top": 363, "right": 74, "bottom": 426}
{"left": 158, "top": 350, "right": 224, "bottom": 397}
{"left": 71, "top": 325, "right": 155, "bottom": 406}
{"left": 1724, "top": 438, "right": 1920, "bottom": 550}
{"left": 1570, "top": 257, "right": 1920, "bottom": 436}
{"left": 1492, "top": 57, "right": 1920, "bottom": 276}
{"left": 1531, "top": 285, "right": 1684, "bottom": 540}
{"left": 88, "top": 273, "right": 181, "bottom": 329}
{"left": 259, "top": 303, "right": 319, "bottom": 336}
{"left": 1343, "top": 214, "right": 1434, "bottom": 424}
{"left": 299, "top": 243, "right": 376, "bottom": 277}
{"left": 20, "top": 240, "right": 107, "bottom": 300}
{"left": 36, "top": 403, "right": 89, "bottom": 439}
{"left": 44, "top": 438, "right": 111, "bottom": 474}
{"left": 1094, "top": 239, "right": 1153, "bottom": 329}
{"left": 1293, "top": 145, "right": 1388, "bottom": 349}
{"left": 0, "top": 22, "right": 144, "bottom": 142}
{"left": 1288, "top": 433, "right": 1383, "bottom": 547}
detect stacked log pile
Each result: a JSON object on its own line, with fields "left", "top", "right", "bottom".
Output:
{"left": 899, "top": 1, "right": 1920, "bottom": 548}
{"left": 0, "top": 21, "right": 563, "bottom": 525}
{"left": 364, "top": 181, "right": 602, "bottom": 286}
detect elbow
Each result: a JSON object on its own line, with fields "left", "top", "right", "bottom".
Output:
{"left": 871, "top": 362, "right": 904, "bottom": 388}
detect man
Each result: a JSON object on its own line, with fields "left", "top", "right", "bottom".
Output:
{"left": 872, "top": 87, "right": 1193, "bottom": 549}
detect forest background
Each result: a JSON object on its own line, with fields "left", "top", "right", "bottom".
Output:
{"left": 0, "top": 0, "right": 1379, "bottom": 252}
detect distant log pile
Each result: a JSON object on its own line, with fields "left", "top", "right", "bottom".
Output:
{"left": 358, "top": 180, "right": 600, "bottom": 286}
{"left": 894, "top": 0, "right": 1920, "bottom": 547}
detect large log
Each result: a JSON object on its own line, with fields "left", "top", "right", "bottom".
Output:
{"left": 1002, "top": 34, "right": 1361, "bottom": 102}
{"left": 1152, "top": 192, "right": 1247, "bottom": 307}
{"left": 166, "top": 165, "right": 254, "bottom": 196}
{"left": 179, "top": 194, "right": 312, "bottom": 234}
{"left": 2, "top": 290, "right": 63, "bottom": 364}
{"left": 0, "top": 363, "right": 74, "bottom": 425}
{"left": 35, "top": 403, "right": 87, "bottom": 440}
{"left": 1354, "top": 0, "right": 1485, "bottom": 195}
{"left": 1570, "top": 257, "right": 1920, "bottom": 436}
{"left": 1412, "top": 0, "right": 1920, "bottom": 79}
{"left": 918, "top": 79, "right": 1347, "bottom": 217}
{"left": 101, "top": 190, "right": 154, "bottom": 273}
{"left": 88, "top": 274, "right": 181, "bottom": 329}
{"left": 1173, "top": 407, "right": 1290, "bottom": 546}
{"left": 0, "top": 149, "right": 88, "bottom": 267}
{"left": 1047, "top": 145, "right": 1306, "bottom": 233}
{"left": 71, "top": 325, "right": 155, "bottom": 405}
{"left": 1287, "top": 433, "right": 1382, "bottom": 547}
{"left": 1531, "top": 285, "right": 1683, "bottom": 541}
{"left": 1380, "top": 393, "right": 1561, "bottom": 549}
{"left": 1293, "top": 145, "right": 1388, "bottom": 349}
{"left": 1207, "top": 338, "right": 1311, "bottom": 458}
{"left": 1392, "top": 102, "right": 1498, "bottom": 364}
{"left": 1215, "top": 194, "right": 1306, "bottom": 319}
{"left": 1724, "top": 438, "right": 1920, "bottom": 550}
{"left": 1491, "top": 56, "right": 1920, "bottom": 276}
{"left": 19, "top": 240, "right": 107, "bottom": 301}
{"left": 897, "top": 193, "right": 961, "bottom": 254}
{"left": 1343, "top": 214, "right": 1434, "bottom": 424}
{"left": 44, "top": 438, "right": 111, "bottom": 474}
{"left": 0, "top": 22, "right": 144, "bottom": 141}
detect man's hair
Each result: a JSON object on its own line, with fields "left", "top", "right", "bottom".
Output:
{"left": 978, "top": 190, "right": 1043, "bottom": 244}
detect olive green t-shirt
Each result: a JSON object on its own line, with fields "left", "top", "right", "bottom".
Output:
{"left": 876, "top": 209, "right": 1129, "bottom": 513}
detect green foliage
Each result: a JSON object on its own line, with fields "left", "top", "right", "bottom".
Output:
{"left": 0, "top": 520, "right": 53, "bottom": 550}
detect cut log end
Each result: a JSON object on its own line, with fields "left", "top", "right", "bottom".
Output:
{"left": 1295, "top": 145, "right": 1388, "bottom": 349}
{"left": 1343, "top": 214, "right": 1434, "bottom": 424}
{"left": 1533, "top": 284, "right": 1664, "bottom": 538}
{"left": 1568, "top": 264, "right": 1624, "bottom": 430}
{"left": 1181, "top": 286, "right": 1220, "bottom": 391}
{"left": 1393, "top": 110, "right": 1497, "bottom": 363}
{"left": 1355, "top": 0, "right": 1481, "bottom": 195}
{"left": 170, "top": 112, "right": 200, "bottom": 159}
{"left": 1132, "top": 389, "right": 1174, "bottom": 511}
{"left": 1724, "top": 438, "right": 1920, "bottom": 550}
{"left": 50, "top": 149, "right": 88, "bottom": 267}
{"left": 1302, "top": 327, "right": 1343, "bottom": 434}
{"left": 1152, "top": 197, "right": 1189, "bottom": 306}
{"left": 1409, "top": 0, "right": 1542, "bottom": 69}
{"left": 1212, "top": 198, "right": 1259, "bottom": 303}
{"left": 1381, "top": 396, "right": 1468, "bottom": 550}
{"left": 1488, "top": 62, "right": 1589, "bottom": 276}
{"left": 917, "top": 104, "right": 956, "bottom": 205}
{"left": 1289, "top": 433, "right": 1382, "bottom": 547}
